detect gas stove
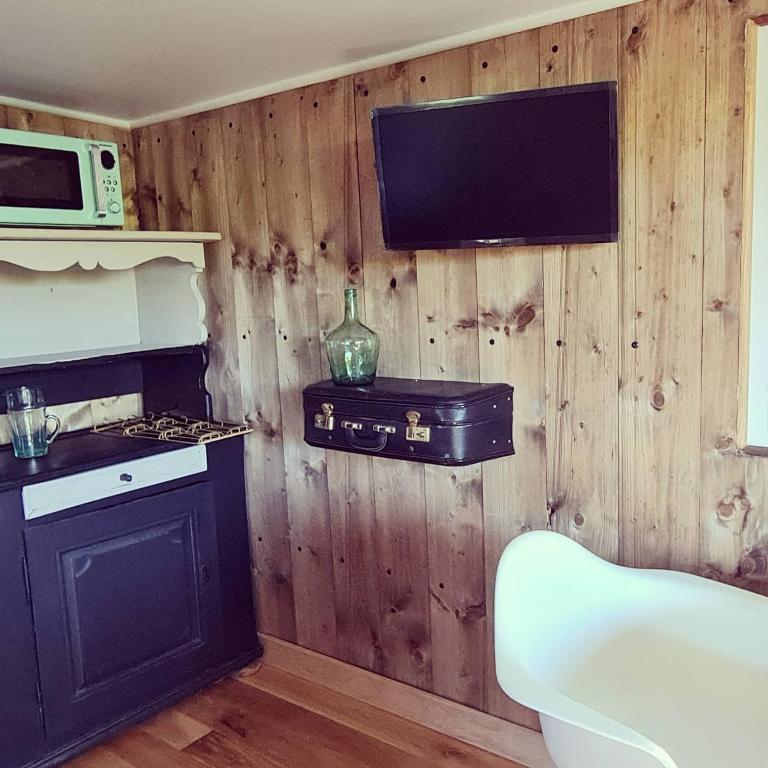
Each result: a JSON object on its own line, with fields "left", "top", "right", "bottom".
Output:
{"left": 93, "top": 413, "right": 252, "bottom": 445}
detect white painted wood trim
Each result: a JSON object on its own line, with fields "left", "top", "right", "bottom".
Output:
{"left": 0, "top": 228, "right": 220, "bottom": 242}
{"left": 0, "top": 240, "right": 207, "bottom": 271}
{"left": 0, "top": 94, "right": 131, "bottom": 130}
{"left": 259, "top": 634, "right": 554, "bottom": 768}
{"left": 746, "top": 25, "right": 768, "bottom": 449}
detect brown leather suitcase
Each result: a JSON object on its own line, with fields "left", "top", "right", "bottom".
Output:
{"left": 303, "top": 377, "right": 513, "bottom": 466}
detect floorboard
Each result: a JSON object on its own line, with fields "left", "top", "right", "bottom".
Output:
{"left": 64, "top": 664, "right": 526, "bottom": 768}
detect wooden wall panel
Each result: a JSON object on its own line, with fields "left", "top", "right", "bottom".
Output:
{"left": 471, "top": 29, "right": 545, "bottom": 730}
{"left": 262, "top": 90, "right": 338, "bottom": 655}
{"left": 406, "top": 47, "right": 487, "bottom": 710}
{"left": 354, "top": 63, "right": 433, "bottom": 691}
{"left": 699, "top": 0, "right": 764, "bottom": 590}
{"left": 131, "top": 0, "right": 768, "bottom": 731}
{"left": 219, "top": 101, "right": 296, "bottom": 640}
{"left": 305, "top": 77, "right": 382, "bottom": 671}
{"left": 540, "top": 11, "right": 620, "bottom": 561}
{"left": 618, "top": 0, "right": 706, "bottom": 570}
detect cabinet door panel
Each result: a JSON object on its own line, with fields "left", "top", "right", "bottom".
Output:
{"left": 26, "top": 481, "right": 222, "bottom": 741}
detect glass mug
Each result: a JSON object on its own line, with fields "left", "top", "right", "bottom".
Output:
{"left": 4, "top": 386, "right": 61, "bottom": 459}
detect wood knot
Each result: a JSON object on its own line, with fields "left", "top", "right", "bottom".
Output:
{"left": 701, "top": 566, "right": 723, "bottom": 583}
{"left": 455, "top": 317, "right": 478, "bottom": 330}
{"left": 717, "top": 502, "right": 735, "bottom": 521}
{"left": 573, "top": 512, "right": 585, "bottom": 528}
{"left": 714, "top": 434, "right": 735, "bottom": 453}
{"left": 738, "top": 546, "right": 768, "bottom": 578}
{"left": 284, "top": 250, "right": 299, "bottom": 279}
{"left": 348, "top": 262, "right": 362, "bottom": 283}
{"left": 515, "top": 303, "right": 536, "bottom": 332}
{"left": 708, "top": 298, "right": 725, "bottom": 312}
{"left": 627, "top": 22, "right": 645, "bottom": 54}
{"left": 650, "top": 385, "right": 665, "bottom": 411}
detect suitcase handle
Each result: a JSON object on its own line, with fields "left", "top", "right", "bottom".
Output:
{"left": 344, "top": 426, "right": 388, "bottom": 453}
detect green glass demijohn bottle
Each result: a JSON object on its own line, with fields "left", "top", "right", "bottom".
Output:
{"left": 325, "top": 288, "right": 380, "bottom": 386}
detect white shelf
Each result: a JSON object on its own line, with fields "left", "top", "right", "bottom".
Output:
{"left": 0, "top": 229, "right": 216, "bottom": 367}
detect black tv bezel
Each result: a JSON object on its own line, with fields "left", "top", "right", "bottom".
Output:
{"left": 371, "top": 80, "right": 619, "bottom": 251}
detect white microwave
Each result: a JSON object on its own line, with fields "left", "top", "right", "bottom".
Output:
{"left": 0, "top": 128, "right": 124, "bottom": 227}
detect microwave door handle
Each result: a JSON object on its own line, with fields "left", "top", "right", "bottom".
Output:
{"left": 88, "top": 144, "right": 107, "bottom": 218}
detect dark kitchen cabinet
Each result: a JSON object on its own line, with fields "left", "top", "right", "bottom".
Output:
{"left": 0, "top": 435, "right": 260, "bottom": 768}
{"left": 25, "top": 481, "right": 224, "bottom": 741}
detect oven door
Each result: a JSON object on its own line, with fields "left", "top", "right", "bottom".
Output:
{"left": 0, "top": 128, "right": 122, "bottom": 227}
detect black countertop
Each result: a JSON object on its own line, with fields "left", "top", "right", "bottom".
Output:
{"left": 0, "top": 430, "right": 190, "bottom": 491}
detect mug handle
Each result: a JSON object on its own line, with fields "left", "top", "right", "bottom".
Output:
{"left": 45, "top": 413, "right": 61, "bottom": 444}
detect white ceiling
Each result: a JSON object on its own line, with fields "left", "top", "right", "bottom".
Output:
{"left": 0, "top": 0, "right": 637, "bottom": 128}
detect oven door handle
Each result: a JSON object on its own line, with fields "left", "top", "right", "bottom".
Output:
{"left": 89, "top": 144, "right": 108, "bottom": 218}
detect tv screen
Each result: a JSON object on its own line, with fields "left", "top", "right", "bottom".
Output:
{"left": 372, "top": 81, "right": 618, "bottom": 250}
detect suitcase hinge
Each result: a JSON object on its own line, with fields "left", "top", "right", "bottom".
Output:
{"left": 314, "top": 402, "right": 335, "bottom": 431}
{"left": 405, "top": 411, "right": 431, "bottom": 443}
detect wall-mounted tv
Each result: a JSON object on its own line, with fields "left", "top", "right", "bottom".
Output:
{"left": 371, "top": 81, "right": 618, "bottom": 250}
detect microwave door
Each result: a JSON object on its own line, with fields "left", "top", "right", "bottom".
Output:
{"left": 0, "top": 140, "right": 96, "bottom": 227}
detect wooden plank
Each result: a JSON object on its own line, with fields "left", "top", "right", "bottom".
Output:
{"left": 699, "top": 2, "right": 764, "bottom": 585}
{"left": 262, "top": 88, "right": 337, "bottom": 655}
{"left": 304, "top": 77, "right": 382, "bottom": 671}
{"left": 240, "top": 665, "right": 524, "bottom": 768}
{"left": 184, "top": 730, "right": 277, "bottom": 768}
{"left": 618, "top": 0, "right": 706, "bottom": 570}
{"left": 218, "top": 100, "right": 296, "bottom": 641}
{"left": 150, "top": 118, "right": 193, "bottom": 231}
{"left": 0, "top": 104, "right": 7, "bottom": 128}
{"left": 184, "top": 111, "right": 243, "bottom": 424}
{"left": 4, "top": 107, "right": 65, "bottom": 134}
{"left": 539, "top": 11, "right": 620, "bottom": 562}
{"left": 105, "top": 729, "right": 212, "bottom": 768}
{"left": 471, "top": 28, "right": 545, "bottom": 731}
{"left": 140, "top": 709, "right": 212, "bottom": 750}
{"left": 260, "top": 634, "right": 554, "bottom": 768}
{"left": 131, "top": 126, "right": 160, "bottom": 230}
{"left": 353, "top": 63, "right": 433, "bottom": 690}
{"left": 65, "top": 745, "right": 137, "bottom": 768}
{"left": 406, "top": 46, "right": 487, "bottom": 711}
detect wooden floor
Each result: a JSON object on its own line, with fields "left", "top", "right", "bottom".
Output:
{"left": 65, "top": 662, "right": 526, "bottom": 768}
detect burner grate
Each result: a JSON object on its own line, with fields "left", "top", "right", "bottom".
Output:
{"left": 93, "top": 413, "right": 252, "bottom": 444}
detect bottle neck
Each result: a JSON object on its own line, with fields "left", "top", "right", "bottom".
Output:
{"left": 344, "top": 290, "right": 359, "bottom": 322}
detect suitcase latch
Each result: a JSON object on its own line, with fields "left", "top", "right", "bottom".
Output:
{"left": 405, "top": 410, "right": 431, "bottom": 443}
{"left": 315, "top": 402, "right": 335, "bottom": 431}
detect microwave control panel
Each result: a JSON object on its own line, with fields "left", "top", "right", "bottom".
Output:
{"left": 92, "top": 142, "right": 125, "bottom": 225}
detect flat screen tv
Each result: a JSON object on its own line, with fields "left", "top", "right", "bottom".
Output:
{"left": 371, "top": 81, "right": 618, "bottom": 250}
